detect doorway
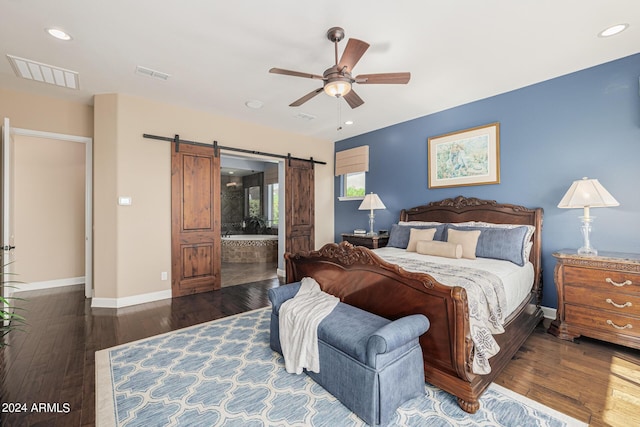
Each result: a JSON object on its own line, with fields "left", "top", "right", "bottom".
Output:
{"left": 220, "top": 155, "right": 283, "bottom": 287}
{"left": 169, "top": 141, "right": 315, "bottom": 296}
{"left": 1, "top": 118, "right": 93, "bottom": 298}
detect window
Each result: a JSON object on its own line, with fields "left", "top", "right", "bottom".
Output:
{"left": 335, "top": 145, "right": 369, "bottom": 200}
{"left": 267, "top": 183, "right": 279, "bottom": 226}
{"left": 343, "top": 172, "right": 366, "bottom": 198}
{"left": 245, "top": 186, "right": 261, "bottom": 217}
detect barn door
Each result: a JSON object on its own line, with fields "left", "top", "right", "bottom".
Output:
{"left": 171, "top": 142, "right": 221, "bottom": 297}
{"left": 285, "top": 158, "right": 314, "bottom": 254}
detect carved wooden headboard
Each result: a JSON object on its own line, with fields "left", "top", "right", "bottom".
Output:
{"left": 400, "top": 196, "right": 543, "bottom": 302}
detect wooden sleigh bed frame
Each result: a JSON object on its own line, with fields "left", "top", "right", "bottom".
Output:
{"left": 284, "top": 196, "right": 544, "bottom": 413}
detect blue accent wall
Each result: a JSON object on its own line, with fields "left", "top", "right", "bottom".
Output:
{"left": 335, "top": 53, "right": 640, "bottom": 309}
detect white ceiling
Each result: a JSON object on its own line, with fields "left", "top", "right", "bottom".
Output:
{"left": 1, "top": 1, "right": 639, "bottom": 142}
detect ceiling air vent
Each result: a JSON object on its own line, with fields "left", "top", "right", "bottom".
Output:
{"left": 7, "top": 54, "right": 79, "bottom": 89}
{"left": 135, "top": 65, "right": 170, "bottom": 81}
{"left": 294, "top": 112, "right": 316, "bottom": 121}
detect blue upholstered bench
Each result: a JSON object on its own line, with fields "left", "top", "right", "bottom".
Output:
{"left": 268, "top": 282, "right": 430, "bottom": 426}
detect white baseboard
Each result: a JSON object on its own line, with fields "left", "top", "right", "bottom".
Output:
{"left": 12, "top": 276, "right": 85, "bottom": 294}
{"left": 541, "top": 306, "right": 557, "bottom": 320}
{"left": 91, "top": 289, "right": 172, "bottom": 309}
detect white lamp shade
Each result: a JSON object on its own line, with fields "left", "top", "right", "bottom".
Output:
{"left": 359, "top": 193, "right": 386, "bottom": 210}
{"left": 558, "top": 177, "right": 619, "bottom": 209}
{"left": 324, "top": 80, "right": 352, "bottom": 97}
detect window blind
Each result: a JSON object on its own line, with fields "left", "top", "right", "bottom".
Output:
{"left": 335, "top": 145, "right": 369, "bottom": 176}
{"left": 264, "top": 163, "right": 279, "bottom": 185}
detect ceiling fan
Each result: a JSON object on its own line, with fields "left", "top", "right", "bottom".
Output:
{"left": 269, "top": 27, "right": 411, "bottom": 109}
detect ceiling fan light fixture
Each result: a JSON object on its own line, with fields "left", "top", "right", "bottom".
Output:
{"left": 324, "top": 79, "right": 352, "bottom": 97}
{"left": 270, "top": 27, "right": 408, "bottom": 108}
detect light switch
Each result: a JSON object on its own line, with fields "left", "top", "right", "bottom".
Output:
{"left": 118, "top": 196, "right": 132, "bottom": 206}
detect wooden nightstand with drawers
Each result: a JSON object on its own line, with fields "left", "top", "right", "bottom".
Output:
{"left": 548, "top": 250, "right": 640, "bottom": 350}
{"left": 341, "top": 233, "right": 389, "bottom": 250}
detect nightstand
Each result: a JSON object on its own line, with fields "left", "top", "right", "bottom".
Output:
{"left": 548, "top": 250, "right": 640, "bottom": 350}
{"left": 341, "top": 233, "right": 389, "bottom": 249}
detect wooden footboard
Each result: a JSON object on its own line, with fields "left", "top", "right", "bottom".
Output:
{"left": 285, "top": 196, "right": 544, "bottom": 413}
{"left": 285, "top": 242, "right": 543, "bottom": 413}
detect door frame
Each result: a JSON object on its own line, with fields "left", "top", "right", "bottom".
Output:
{"left": 8, "top": 125, "right": 93, "bottom": 298}
{"left": 219, "top": 153, "right": 287, "bottom": 279}
{"left": 2, "top": 118, "right": 15, "bottom": 308}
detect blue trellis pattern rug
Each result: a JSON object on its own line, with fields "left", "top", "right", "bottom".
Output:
{"left": 96, "top": 307, "right": 586, "bottom": 427}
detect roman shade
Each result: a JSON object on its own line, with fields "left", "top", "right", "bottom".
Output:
{"left": 335, "top": 145, "right": 369, "bottom": 176}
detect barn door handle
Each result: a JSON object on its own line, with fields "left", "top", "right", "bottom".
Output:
{"left": 2, "top": 245, "right": 15, "bottom": 251}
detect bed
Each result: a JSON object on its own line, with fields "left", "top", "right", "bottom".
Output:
{"left": 284, "top": 196, "right": 544, "bottom": 413}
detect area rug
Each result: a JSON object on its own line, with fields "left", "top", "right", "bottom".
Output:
{"left": 96, "top": 307, "right": 586, "bottom": 427}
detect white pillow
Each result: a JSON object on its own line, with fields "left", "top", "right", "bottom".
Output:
{"left": 399, "top": 220, "right": 444, "bottom": 226}
{"left": 447, "top": 229, "right": 481, "bottom": 259}
{"left": 524, "top": 241, "right": 533, "bottom": 261}
{"left": 406, "top": 228, "right": 436, "bottom": 252}
{"left": 416, "top": 240, "right": 462, "bottom": 259}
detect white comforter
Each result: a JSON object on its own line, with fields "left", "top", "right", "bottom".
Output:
{"left": 374, "top": 247, "right": 534, "bottom": 375}
{"left": 279, "top": 277, "right": 339, "bottom": 374}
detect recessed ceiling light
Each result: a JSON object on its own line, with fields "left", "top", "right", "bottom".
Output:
{"left": 46, "top": 28, "right": 72, "bottom": 41}
{"left": 245, "top": 100, "right": 264, "bottom": 109}
{"left": 598, "top": 24, "right": 629, "bottom": 37}
{"left": 344, "top": 120, "right": 354, "bottom": 125}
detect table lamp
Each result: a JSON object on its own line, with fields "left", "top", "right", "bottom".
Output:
{"left": 557, "top": 177, "right": 619, "bottom": 255}
{"left": 359, "top": 193, "right": 386, "bottom": 235}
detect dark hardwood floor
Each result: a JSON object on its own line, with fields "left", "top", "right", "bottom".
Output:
{"left": 0, "top": 280, "right": 278, "bottom": 427}
{"left": 1, "top": 282, "right": 639, "bottom": 426}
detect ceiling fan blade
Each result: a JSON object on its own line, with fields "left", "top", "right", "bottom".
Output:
{"left": 343, "top": 89, "right": 364, "bottom": 109}
{"left": 355, "top": 72, "right": 411, "bottom": 84}
{"left": 269, "top": 68, "right": 324, "bottom": 80}
{"left": 338, "top": 39, "right": 370, "bottom": 72}
{"left": 289, "top": 87, "right": 324, "bottom": 107}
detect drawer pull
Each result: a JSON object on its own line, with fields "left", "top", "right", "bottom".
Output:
{"left": 606, "top": 320, "right": 633, "bottom": 330}
{"left": 605, "top": 298, "right": 632, "bottom": 309}
{"left": 605, "top": 278, "right": 632, "bottom": 287}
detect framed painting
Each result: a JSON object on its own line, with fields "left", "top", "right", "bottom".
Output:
{"left": 427, "top": 122, "right": 500, "bottom": 189}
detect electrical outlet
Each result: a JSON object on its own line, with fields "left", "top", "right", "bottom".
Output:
{"left": 161, "top": 272, "right": 168, "bottom": 281}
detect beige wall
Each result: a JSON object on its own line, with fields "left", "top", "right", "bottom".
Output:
{"left": 2, "top": 88, "right": 334, "bottom": 302}
{"left": 14, "top": 135, "right": 85, "bottom": 283}
{"left": 0, "top": 87, "right": 93, "bottom": 136}
{"left": 93, "top": 93, "right": 334, "bottom": 300}
{"left": 1, "top": 88, "right": 92, "bottom": 288}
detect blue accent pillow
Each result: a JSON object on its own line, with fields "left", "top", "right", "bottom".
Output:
{"left": 387, "top": 224, "right": 446, "bottom": 249}
{"left": 445, "top": 224, "right": 530, "bottom": 266}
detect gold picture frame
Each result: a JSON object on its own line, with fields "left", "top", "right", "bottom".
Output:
{"left": 427, "top": 122, "right": 500, "bottom": 189}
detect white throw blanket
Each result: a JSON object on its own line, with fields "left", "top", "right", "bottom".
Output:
{"left": 377, "top": 253, "right": 507, "bottom": 375}
{"left": 279, "top": 277, "right": 339, "bottom": 374}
